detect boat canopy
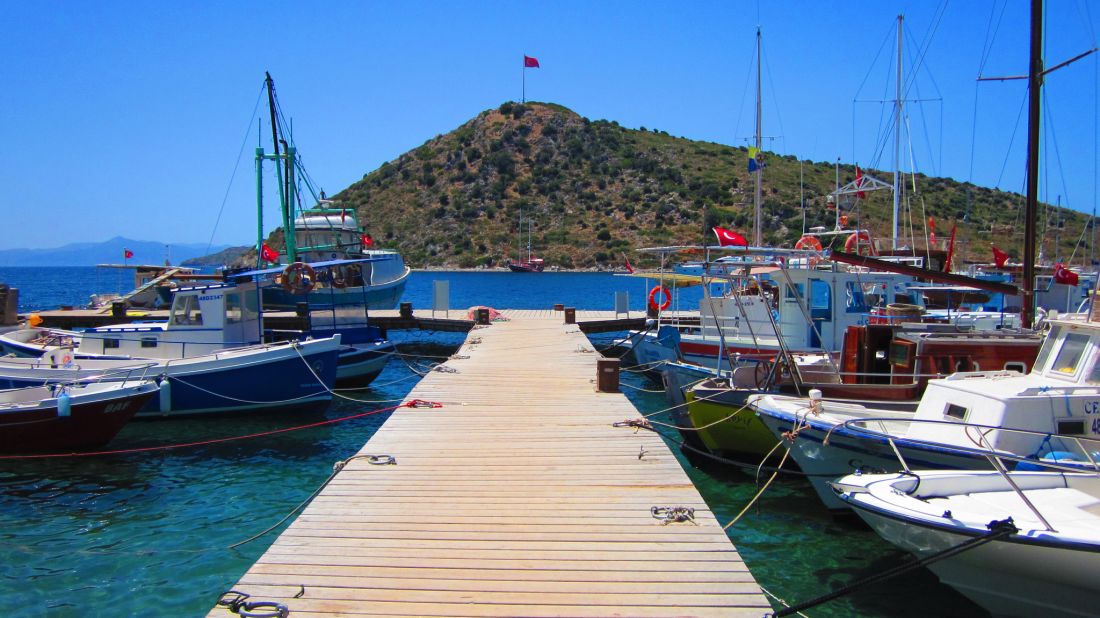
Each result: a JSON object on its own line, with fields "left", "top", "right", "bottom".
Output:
{"left": 231, "top": 257, "right": 384, "bottom": 280}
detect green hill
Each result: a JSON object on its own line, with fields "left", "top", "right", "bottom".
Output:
{"left": 285, "top": 102, "right": 1088, "bottom": 270}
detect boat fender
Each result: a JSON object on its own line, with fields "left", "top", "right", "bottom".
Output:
{"left": 159, "top": 378, "right": 172, "bottom": 414}
{"left": 648, "top": 285, "right": 671, "bottom": 312}
{"left": 57, "top": 388, "right": 71, "bottom": 417}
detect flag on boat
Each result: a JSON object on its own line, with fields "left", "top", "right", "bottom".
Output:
{"left": 855, "top": 166, "right": 867, "bottom": 199}
{"left": 1054, "top": 263, "right": 1080, "bottom": 286}
{"left": 623, "top": 256, "right": 635, "bottom": 274}
{"left": 123, "top": 248, "right": 133, "bottom": 259}
{"left": 524, "top": 55, "right": 540, "bottom": 68}
{"left": 991, "top": 245, "right": 1010, "bottom": 268}
{"left": 712, "top": 226, "right": 748, "bottom": 247}
{"left": 928, "top": 216, "right": 937, "bottom": 244}
{"left": 747, "top": 146, "right": 765, "bottom": 172}
{"left": 260, "top": 243, "right": 279, "bottom": 262}
{"left": 361, "top": 233, "right": 374, "bottom": 248}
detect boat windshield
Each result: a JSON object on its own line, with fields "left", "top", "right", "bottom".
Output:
{"left": 1050, "top": 332, "right": 1090, "bottom": 377}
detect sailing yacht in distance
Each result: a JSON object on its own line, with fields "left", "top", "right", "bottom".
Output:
{"left": 507, "top": 215, "right": 545, "bottom": 272}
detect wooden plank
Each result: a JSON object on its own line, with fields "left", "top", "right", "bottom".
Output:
{"left": 210, "top": 316, "right": 769, "bottom": 617}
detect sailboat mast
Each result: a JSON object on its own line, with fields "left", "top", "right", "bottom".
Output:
{"left": 892, "top": 14, "right": 903, "bottom": 250}
{"left": 265, "top": 72, "right": 297, "bottom": 263}
{"left": 1022, "top": 0, "right": 1042, "bottom": 329}
{"left": 753, "top": 26, "right": 763, "bottom": 247}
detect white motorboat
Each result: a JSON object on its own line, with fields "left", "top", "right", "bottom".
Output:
{"left": 835, "top": 464, "right": 1100, "bottom": 617}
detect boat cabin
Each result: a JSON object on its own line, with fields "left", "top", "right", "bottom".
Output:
{"left": 76, "top": 281, "right": 263, "bottom": 359}
{"left": 906, "top": 315, "right": 1100, "bottom": 456}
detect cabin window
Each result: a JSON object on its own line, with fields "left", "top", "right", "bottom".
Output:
{"left": 171, "top": 295, "right": 203, "bottom": 326}
{"left": 1086, "top": 360, "right": 1100, "bottom": 384}
{"left": 1004, "top": 361, "right": 1027, "bottom": 374}
{"left": 1050, "top": 333, "right": 1090, "bottom": 376}
{"left": 785, "top": 283, "right": 804, "bottom": 304}
{"left": 103, "top": 338, "right": 120, "bottom": 349}
{"left": 140, "top": 338, "right": 157, "bottom": 348}
{"left": 944, "top": 403, "right": 967, "bottom": 420}
{"left": 225, "top": 293, "right": 242, "bottom": 325}
{"left": 1057, "top": 418, "right": 1087, "bottom": 435}
{"left": 845, "top": 282, "right": 869, "bottom": 313}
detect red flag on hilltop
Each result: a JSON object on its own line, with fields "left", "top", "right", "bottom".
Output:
{"left": 260, "top": 243, "right": 279, "bottom": 262}
{"left": 361, "top": 233, "right": 374, "bottom": 248}
{"left": 123, "top": 248, "right": 133, "bottom": 259}
{"left": 524, "top": 55, "right": 540, "bottom": 68}
{"left": 712, "top": 226, "right": 748, "bottom": 247}
{"left": 991, "top": 245, "right": 1010, "bottom": 268}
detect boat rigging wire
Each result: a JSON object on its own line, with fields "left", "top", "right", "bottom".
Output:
{"left": 205, "top": 82, "right": 266, "bottom": 257}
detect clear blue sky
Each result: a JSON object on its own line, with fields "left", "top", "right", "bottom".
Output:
{"left": 2, "top": 1, "right": 1097, "bottom": 251}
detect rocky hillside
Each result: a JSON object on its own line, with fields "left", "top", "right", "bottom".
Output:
{"left": 295, "top": 102, "right": 1087, "bottom": 269}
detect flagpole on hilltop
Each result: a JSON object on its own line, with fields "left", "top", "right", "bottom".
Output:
{"left": 522, "top": 56, "right": 526, "bottom": 104}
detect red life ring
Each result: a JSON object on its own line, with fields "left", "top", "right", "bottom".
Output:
{"left": 845, "top": 231, "right": 876, "bottom": 256}
{"left": 648, "top": 285, "right": 671, "bottom": 312}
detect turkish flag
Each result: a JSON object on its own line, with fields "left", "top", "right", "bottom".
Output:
{"left": 855, "top": 166, "right": 867, "bottom": 199}
{"left": 992, "top": 245, "right": 1009, "bottom": 268}
{"left": 712, "top": 226, "right": 748, "bottom": 247}
{"left": 260, "top": 243, "right": 279, "bottom": 262}
{"left": 524, "top": 55, "right": 540, "bottom": 68}
{"left": 361, "top": 233, "right": 374, "bottom": 248}
{"left": 1054, "top": 263, "right": 1080, "bottom": 286}
{"left": 123, "top": 249, "right": 134, "bottom": 259}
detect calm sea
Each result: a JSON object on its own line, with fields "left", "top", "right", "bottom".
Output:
{"left": 0, "top": 268, "right": 983, "bottom": 617}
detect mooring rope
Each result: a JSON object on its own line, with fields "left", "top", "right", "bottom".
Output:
{"left": 769, "top": 519, "right": 1020, "bottom": 617}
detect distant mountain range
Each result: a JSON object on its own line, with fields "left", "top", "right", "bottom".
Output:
{"left": 0, "top": 237, "right": 235, "bottom": 267}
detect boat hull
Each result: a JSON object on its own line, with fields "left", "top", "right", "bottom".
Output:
{"left": 0, "top": 382, "right": 158, "bottom": 453}
{"left": 0, "top": 340, "right": 340, "bottom": 417}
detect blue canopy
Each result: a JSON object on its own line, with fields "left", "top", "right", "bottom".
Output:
{"left": 231, "top": 257, "right": 383, "bottom": 280}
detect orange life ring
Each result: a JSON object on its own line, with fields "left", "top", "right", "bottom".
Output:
{"left": 794, "top": 235, "right": 823, "bottom": 267}
{"left": 648, "top": 285, "right": 671, "bottom": 312}
{"left": 282, "top": 262, "right": 316, "bottom": 294}
{"left": 845, "top": 231, "right": 876, "bottom": 256}
{"left": 794, "top": 235, "right": 823, "bottom": 251}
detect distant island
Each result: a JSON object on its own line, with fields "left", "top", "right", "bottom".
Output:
{"left": 0, "top": 237, "right": 236, "bottom": 267}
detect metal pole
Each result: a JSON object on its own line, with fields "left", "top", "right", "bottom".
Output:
{"left": 753, "top": 26, "right": 763, "bottom": 247}
{"left": 1023, "top": 0, "right": 1043, "bottom": 329}
{"left": 256, "top": 146, "right": 265, "bottom": 269}
{"left": 522, "top": 62, "right": 526, "bottom": 104}
{"left": 892, "top": 15, "right": 903, "bottom": 250}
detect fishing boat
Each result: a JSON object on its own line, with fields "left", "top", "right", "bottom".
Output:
{"left": 835, "top": 460, "right": 1100, "bottom": 617}
{"left": 507, "top": 216, "right": 544, "bottom": 272}
{"left": 1, "top": 276, "right": 388, "bottom": 386}
{"left": 253, "top": 73, "right": 409, "bottom": 310}
{"left": 0, "top": 337, "right": 340, "bottom": 417}
{"left": 0, "top": 380, "right": 159, "bottom": 453}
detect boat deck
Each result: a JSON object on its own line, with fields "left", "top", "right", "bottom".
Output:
{"left": 208, "top": 314, "right": 769, "bottom": 617}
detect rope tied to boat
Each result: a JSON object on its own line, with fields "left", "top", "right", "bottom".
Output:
{"left": 612, "top": 418, "right": 652, "bottom": 432}
{"left": 216, "top": 591, "right": 289, "bottom": 618}
{"left": 651, "top": 506, "right": 696, "bottom": 524}
{"left": 768, "top": 517, "right": 1020, "bottom": 617}
{"left": 405, "top": 399, "right": 443, "bottom": 408}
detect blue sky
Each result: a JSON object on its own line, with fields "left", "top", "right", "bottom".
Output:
{"left": 2, "top": 1, "right": 1097, "bottom": 252}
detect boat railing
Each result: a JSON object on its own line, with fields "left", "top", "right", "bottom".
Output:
{"left": 843, "top": 416, "right": 1100, "bottom": 532}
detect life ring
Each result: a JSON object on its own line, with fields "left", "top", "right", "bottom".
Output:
{"left": 845, "top": 231, "right": 876, "bottom": 256}
{"left": 281, "top": 262, "right": 316, "bottom": 294}
{"left": 794, "top": 235, "right": 823, "bottom": 267}
{"left": 648, "top": 285, "right": 671, "bottom": 312}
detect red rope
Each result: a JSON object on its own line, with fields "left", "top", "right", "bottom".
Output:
{"left": 0, "top": 399, "right": 442, "bottom": 461}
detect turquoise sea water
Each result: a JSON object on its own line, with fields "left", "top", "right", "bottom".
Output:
{"left": 0, "top": 268, "right": 984, "bottom": 617}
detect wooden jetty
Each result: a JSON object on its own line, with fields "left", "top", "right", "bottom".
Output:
{"left": 210, "top": 312, "right": 769, "bottom": 617}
